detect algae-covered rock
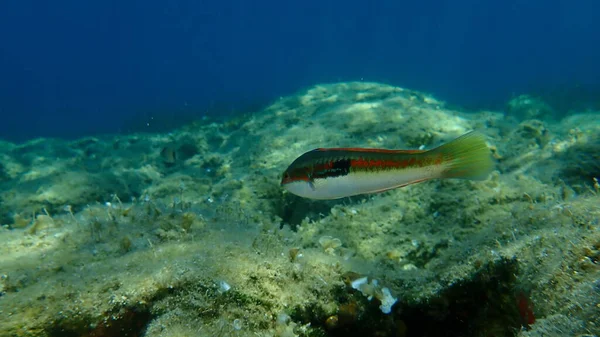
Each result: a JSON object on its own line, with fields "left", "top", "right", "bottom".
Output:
{"left": 506, "top": 94, "right": 555, "bottom": 121}
{"left": 0, "top": 82, "right": 599, "bottom": 337}
{"left": 556, "top": 131, "right": 600, "bottom": 188}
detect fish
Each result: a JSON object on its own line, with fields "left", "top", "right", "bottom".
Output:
{"left": 281, "top": 131, "right": 494, "bottom": 200}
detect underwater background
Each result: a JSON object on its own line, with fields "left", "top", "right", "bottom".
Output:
{"left": 1, "top": 0, "right": 600, "bottom": 141}
{"left": 1, "top": 1, "right": 600, "bottom": 337}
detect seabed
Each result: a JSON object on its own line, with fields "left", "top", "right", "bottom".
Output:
{"left": 1, "top": 82, "right": 599, "bottom": 337}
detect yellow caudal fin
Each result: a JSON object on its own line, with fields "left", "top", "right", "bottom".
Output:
{"left": 429, "top": 131, "right": 495, "bottom": 180}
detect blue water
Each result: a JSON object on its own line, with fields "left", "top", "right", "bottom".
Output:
{"left": 1, "top": 0, "right": 599, "bottom": 142}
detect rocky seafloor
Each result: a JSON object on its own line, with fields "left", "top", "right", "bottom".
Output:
{"left": 0, "top": 82, "right": 599, "bottom": 337}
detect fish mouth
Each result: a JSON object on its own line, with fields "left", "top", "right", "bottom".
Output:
{"left": 281, "top": 171, "right": 295, "bottom": 185}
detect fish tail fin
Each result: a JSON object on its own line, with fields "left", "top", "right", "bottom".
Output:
{"left": 429, "top": 131, "right": 495, "bottom": 180}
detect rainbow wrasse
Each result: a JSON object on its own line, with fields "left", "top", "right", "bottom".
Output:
{"left": 281, "top": 131, "right": 494, "bottom": 200}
